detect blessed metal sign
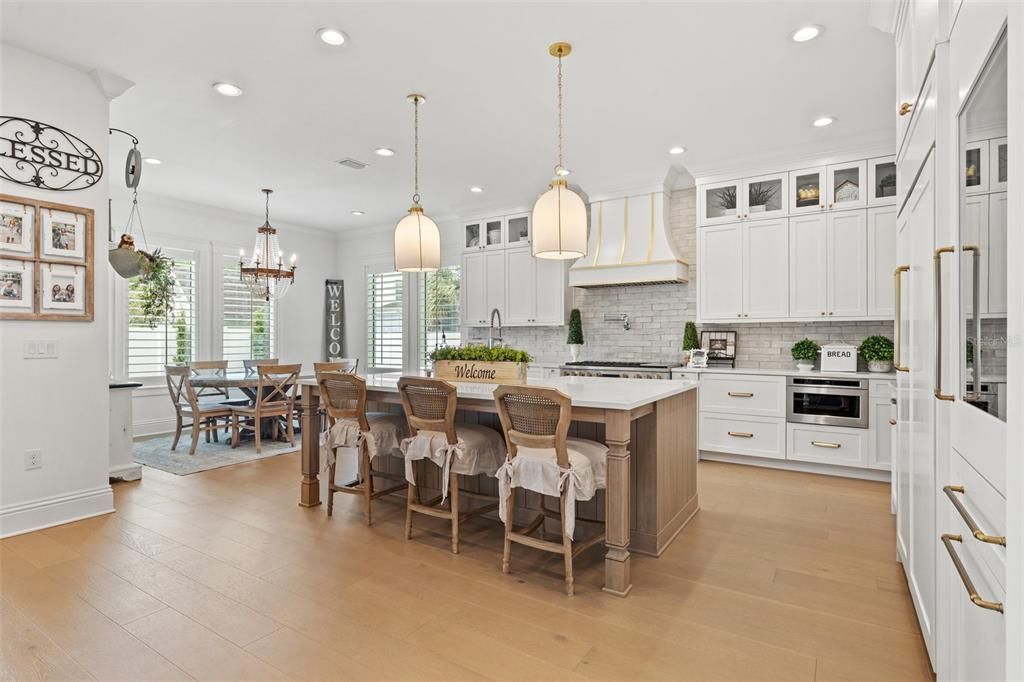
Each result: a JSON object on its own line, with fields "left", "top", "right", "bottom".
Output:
{"left": 324, "top": 279, "right": 345, "bottom": 359}
{"left": 0, "top": 116, "right": 104, "bottom": 191}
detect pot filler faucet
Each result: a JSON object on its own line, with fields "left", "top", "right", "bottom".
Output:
{"left": 488, "top": 308, "right": 503, "bottom": 348}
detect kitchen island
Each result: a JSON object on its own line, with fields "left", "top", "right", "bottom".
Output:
{"left": 298, "top": 374, "right": 699, "bottom": 596}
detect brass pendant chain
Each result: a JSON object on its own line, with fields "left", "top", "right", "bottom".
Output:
{"left": 556, "top": 52, "right": 564, "bottom": 174}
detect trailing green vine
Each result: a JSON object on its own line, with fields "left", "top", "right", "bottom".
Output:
{"left": 133, "top": 249, "right": 176, "bottom": 329}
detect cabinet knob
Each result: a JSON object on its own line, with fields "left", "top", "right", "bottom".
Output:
{"left": 899, "top": 102, "right": 913, "bottom": 116}
{"left": 820, "top": 312, "right": 826, "bottom": 316}
{"left": 828, "top": 312, "right": 834, "bottom": 316}
{"left": 820, "top": 204, "right": 825, "bottom": 210}
{"left": 829, "top": 203, "right": 834, "bottom": 209}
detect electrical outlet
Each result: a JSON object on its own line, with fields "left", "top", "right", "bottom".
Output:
{"left": 24, "top": 449, "right": 42, "bottom": 470}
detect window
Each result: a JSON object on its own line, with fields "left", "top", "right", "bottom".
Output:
{"left": 366, "top": 271, "right": 404, "bottom": 370}
{"left": 126, "top": 248, "right": 197, "bottom": 377}
{"left": 222, "top": 257, "right": 275, "bottom": 371}
{"left": 420, "top": 266, "right": 461, "bottom": 369}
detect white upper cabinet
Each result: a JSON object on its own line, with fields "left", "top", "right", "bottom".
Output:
{"left": 788, "top": 214, "right": 828, "bottom": 317}
{"left": 827, "top": 210, "right": 868, "bottom": 317}
{"left": 789, "top": 166, "right": 827, "bottom": 215}
{"left": 463, "top": 220, "right": 483, "bottom": 251}
{"left": 503, "top": 247, "right": 535, "bottom": 325}
{"left": 483, "top": 218, "right": 504, "bottom": 249}
{"left": 990, "top": 137, "right": 1008, "bottom": 192}
{"left": 484, "top": 250, "right": 505, "bottom": 316}
{"left": 698, "top": 223, "right": 743, "bottom": 319}
{"left": 742, "top": 218, "right": 789, "bottom": 318}
{"left": 699, "top": 179, "right": 741, "bottom": 225}
{"left": 534, "top": 257, "right": 567, "bottom": 325}
{"left": 505, "top": 213, "right": 531, "bottom": 247}
{"left": 867, "top": 206, "right": 897, "bottom": 317}
{"left": 464, "top": 217, "right": 506, "bottom": 251}
{"left": 964, "top": 139, "right": 990, "bottom": 194}
{"left": 867, "top": 156, "right": 898, "bottom": 206}
{"left": 461, "top": 251, "right": 488, "bottom": 325}
{"left": 827, "top": 160, "right": 868, "bottom": 211}
{"left": 987, "top": 192, "right": 1007, "bottom": 315}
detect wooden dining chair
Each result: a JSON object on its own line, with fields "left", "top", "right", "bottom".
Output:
{"left": 493, "top": 385, "right": 608, "bottom": 596}
{"left": 318, "top": 370, "right": 408, "bottom": 524}
{"left": 314, "top": 360, "right": 358, "bottom": 375}
{"left": 165, "top": 365, "right": 235, "bottom": 455}
{"left": 243, "top": 357, "right": 279, "bottom": 377}
{"left": 326, "top": 357, "right": 359, "bottom": 373}
{"left": 230, "top": 363, "right": 301, "bottom": 453}
{"left": 398, "top": 377, "right": 505, "bottom": 554}
{"left": 189, "top": 360, "right": 232, "bottom": 400}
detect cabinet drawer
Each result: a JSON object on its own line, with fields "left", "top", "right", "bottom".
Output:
{"left": 869, "top": 379, "right": 895, "bottom": 399}
{"left": 786, "top": 424, "right": 867, "bottom": 467}
{"left": 699, "top": 414, "right": 785, "bottom": 460}
{"left": 699, "top": 374, "right": 785, "bottom": 417}
{"left": 947, "top": 447, "right": 1005, "bottom": 590}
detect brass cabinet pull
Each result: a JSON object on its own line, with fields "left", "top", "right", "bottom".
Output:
{"left": 727, "top": 391, "right": 754, "bottom": 398}
{"left": 934, "top": 246, "right": 956, "bottom": 400}
{"left": 894, "top": 265, "right": 910, "bottom": 371}
{"left": 962, "top": 245, "right": 982, "bottom": 399}
{"left": 943, "top": 485, "right": 1006, "bottom": 546}
{"left": 727, "top": 431, "right": 754, "bottom": 438}
{"left": 941, "top": 534, "right": 1004, "bottom": 613}
{"left": 889, "top": 418, "right": 897, "bottom": 426}
{"left": 899, "top": 101, "right": 914, "bottom": 116}
{"left": 811, "top": 441, "right": 841, "bottom": 449}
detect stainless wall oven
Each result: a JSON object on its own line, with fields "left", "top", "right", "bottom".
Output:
{"left": 786, "top": 376, "right": 868, "bottom": 429}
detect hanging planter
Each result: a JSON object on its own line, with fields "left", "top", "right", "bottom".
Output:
{"left": 133, "top": 247, "right": 176, "bottom": 328}
{"left": 108, "top": 127, "right": 158, "bottom": 280}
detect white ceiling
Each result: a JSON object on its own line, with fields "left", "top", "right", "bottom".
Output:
{"left": 1, "top": 1, "right": 896, "bottom": 232}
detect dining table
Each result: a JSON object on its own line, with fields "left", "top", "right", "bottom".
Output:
{"left": 190, "top": 371, "right": 311, "bottom": 438}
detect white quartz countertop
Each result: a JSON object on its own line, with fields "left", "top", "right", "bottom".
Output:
{"left": 669, "top": 366, "right": 898, "bottom": 381}
{"left": 302, "top": 374, "right": 698, "bottom": 411}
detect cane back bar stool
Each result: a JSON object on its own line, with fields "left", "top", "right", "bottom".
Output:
{"left": 230, "top": 363, "right": 301, "bottom": 453}
{"left": 397, "top": 377, "right": 506, "bottom": 554}
{"left": 317, "top": 370, "right": 408, "bottom": 524}
{"left": 493, "top": 385, "right": 608, "bottom": 596}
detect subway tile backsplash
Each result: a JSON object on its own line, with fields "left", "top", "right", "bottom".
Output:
{"left": 466, "top": 187, "right": 897, "bottom": 370}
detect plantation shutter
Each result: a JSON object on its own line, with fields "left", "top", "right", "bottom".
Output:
{"left": 222, "top": 256, "right": 275, "bottom": 371}
{"left": 126, "top": 247, "right": 197, "bottom": 378}
{"left": 366, "top": 271, "right": 404, "bottom": 370}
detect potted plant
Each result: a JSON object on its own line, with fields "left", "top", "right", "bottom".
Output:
{"left": 682, "top": 321, "right": 699, "bottom": 366}
{"left": 566, "top": 308, "right": 584, "bottom": 362}
{"left": 430, "top": 344, "right": 533, "bottom": 384}
{"left": 791, "top": 338, "right": 820, "bottom": 372}
{"left": 859, "top": 335, "right": 894, "bottom": 373}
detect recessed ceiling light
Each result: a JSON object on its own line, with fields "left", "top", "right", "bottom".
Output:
{"left": 469, "top": 186, "right": 484, "bottom": 193}
{"left": 374, "top": 147, "right": 395, "bottom": 157}
{"left": 668, "top": 146, "right": 687, "bottom": 155}
{"left": 317, "top": 27, "right": 348, "bottom": 46}
{"left": 555, "top": 167, "right": 571, "bottom": 177}
{"left": 813, "top": 116, "right": 835, "bottom": 127}
{"left": 790, "top": 25, "right": 823, "bottom": 43}
{"left": 212, "top": 82, "right": 243, "bottom": 97}
{"left": 351, "top": 210, "right": 365, "bottom": 216}
{"left": 143, "top": 157, "right": 162, "bottom": 165}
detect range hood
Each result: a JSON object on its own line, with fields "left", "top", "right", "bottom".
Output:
{"left": 569, "top": 190, "right": 688, "bottom": 287}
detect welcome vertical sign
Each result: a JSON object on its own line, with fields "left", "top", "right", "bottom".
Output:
{"left": 324, "top": 279, "right": 345, "bottom": 359}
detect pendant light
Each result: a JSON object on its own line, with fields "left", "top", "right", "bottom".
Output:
{"left": 394, "top": 93, "right": 441, "bottom": 272}
{"left": 239, "top": 188, "right": 297, "bottom": 301}
{"left": 532, "top": 42, "right": 587, "bottom": 260}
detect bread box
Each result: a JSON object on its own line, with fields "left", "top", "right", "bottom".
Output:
{"left": 820, "top": 342, "right": 857, "bottom": 372}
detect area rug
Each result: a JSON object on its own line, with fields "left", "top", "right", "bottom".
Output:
{"left": 133, "top": 433, "right": 301, "bottom": 476}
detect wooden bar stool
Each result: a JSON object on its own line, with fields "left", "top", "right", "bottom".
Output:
{"left": 318, "top": 370, "right": 408, "bottom": 524}
{"left": 230, "top": 363, "right": 301, "bottom": 453}
{"left": 493, "top": 385, "right": 608, "bottom": 596}
{"left": 398, "top": 377, "right": 506, "bottom": 554}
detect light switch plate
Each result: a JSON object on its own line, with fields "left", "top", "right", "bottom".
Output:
{"left": 23, "top": 339, "right": 57, "bottom": 359}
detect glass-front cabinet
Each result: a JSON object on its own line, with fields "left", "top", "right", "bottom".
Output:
{"left": 463, "top": 220, "right": 482, "bottom": 250}
{"left": 789, "top": 167, "right": 826, "bottom": 214}
{"left": 483, "top": 218, "right": 503, "bottom": 248}
{"left": 958, "top": 33, "right": 1007, "bottom": 422}
{"left": 699, "top": 174, "right": 786, "bottom": 225}
{"left": 505, "top": 213, "right": 531, "bottom": 246}
{"left": 867, "top": 156, "right": 898, "bottom": 206}
{"left": 699, "top": 179, "right": 740, "bottom": 225}
{"left": 827, "top": 160, "right": 867, "bottom": 210}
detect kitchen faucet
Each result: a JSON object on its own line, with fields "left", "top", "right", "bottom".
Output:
{"left": 488, "top": 308, "right": 503, "bottom": 348}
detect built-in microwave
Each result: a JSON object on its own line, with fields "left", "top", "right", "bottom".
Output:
{"left": 786, "top": 377, "right": 869, "bottom": 429}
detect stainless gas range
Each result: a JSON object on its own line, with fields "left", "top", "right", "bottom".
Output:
{"left": 560, "top": 361, "right": 673, "bottom": 379}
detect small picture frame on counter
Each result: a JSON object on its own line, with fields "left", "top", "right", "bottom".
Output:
{"left": 689, "top": 349, "right": 709, "bottom": 368}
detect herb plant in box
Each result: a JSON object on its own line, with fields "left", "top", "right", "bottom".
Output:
{"left": 566, "top": 309, "right": 584, "bottom": 362}
{"left": 430, "top": 344, "right": 533, "bottom": 384}
{"left": 790, "top": 338, "right": 820, "bottom": 372}
{"left": 858, "top": 335, "right": 894, "bottom": 373}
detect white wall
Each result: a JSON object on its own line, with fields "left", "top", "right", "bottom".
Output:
{"left": 111, "top": 192, "right": 340, "bottom": 435}
{"left": 0, "top": 45, "right": 114, "bottom": 536}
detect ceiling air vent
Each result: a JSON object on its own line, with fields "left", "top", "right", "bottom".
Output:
{"left": 336, "top": 157, "right": 368, "bottom": 170}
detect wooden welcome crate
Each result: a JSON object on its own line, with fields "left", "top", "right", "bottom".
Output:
{"left": 433, "top": 360, "right": 527, "bottom": 384}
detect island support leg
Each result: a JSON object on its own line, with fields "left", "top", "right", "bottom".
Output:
{"left": 603, "top": 410, "right": 632, "bottom": 596}
{"left": 299, "top": 385, "right": 321, "bottom": 507}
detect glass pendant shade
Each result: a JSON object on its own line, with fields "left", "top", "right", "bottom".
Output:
{"left": 394, "top": 206, "right": 441, "bottom": 272}
{"left": 531, "top": 178, "right": 587, "bottom": 260}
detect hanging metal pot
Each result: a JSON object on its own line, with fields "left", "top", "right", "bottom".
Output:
{"left": 109, "top": 233, "right": 145, "bottom": 277}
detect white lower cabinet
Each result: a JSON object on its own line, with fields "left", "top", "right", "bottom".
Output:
{"left": 699, "top": 413, "right": 786, "bottom": 460}
{"left": 699, "top": 374, "right": 785, "bottom": 417}
{"left": 787, "top": 423, "right": 867, "bottom": 467}
{"left": 870, "top": 395, "right": 894, "bottom": 470}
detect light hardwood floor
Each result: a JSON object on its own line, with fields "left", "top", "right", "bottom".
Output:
{"left": 0, "top": 455, "right": 933, "bottom": 681}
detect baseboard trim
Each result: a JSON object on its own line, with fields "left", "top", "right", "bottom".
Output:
{"left": 699, "top": 451, "right": 891, "bottom": 482}
{"left": 0, "top": 485, "right": 114, "bottom": 538}
{"left": 110, "top": 463, "right": 142, "bottom": 481}
{"left": 133, "top": 416, "right": 176, "bottom": 438}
